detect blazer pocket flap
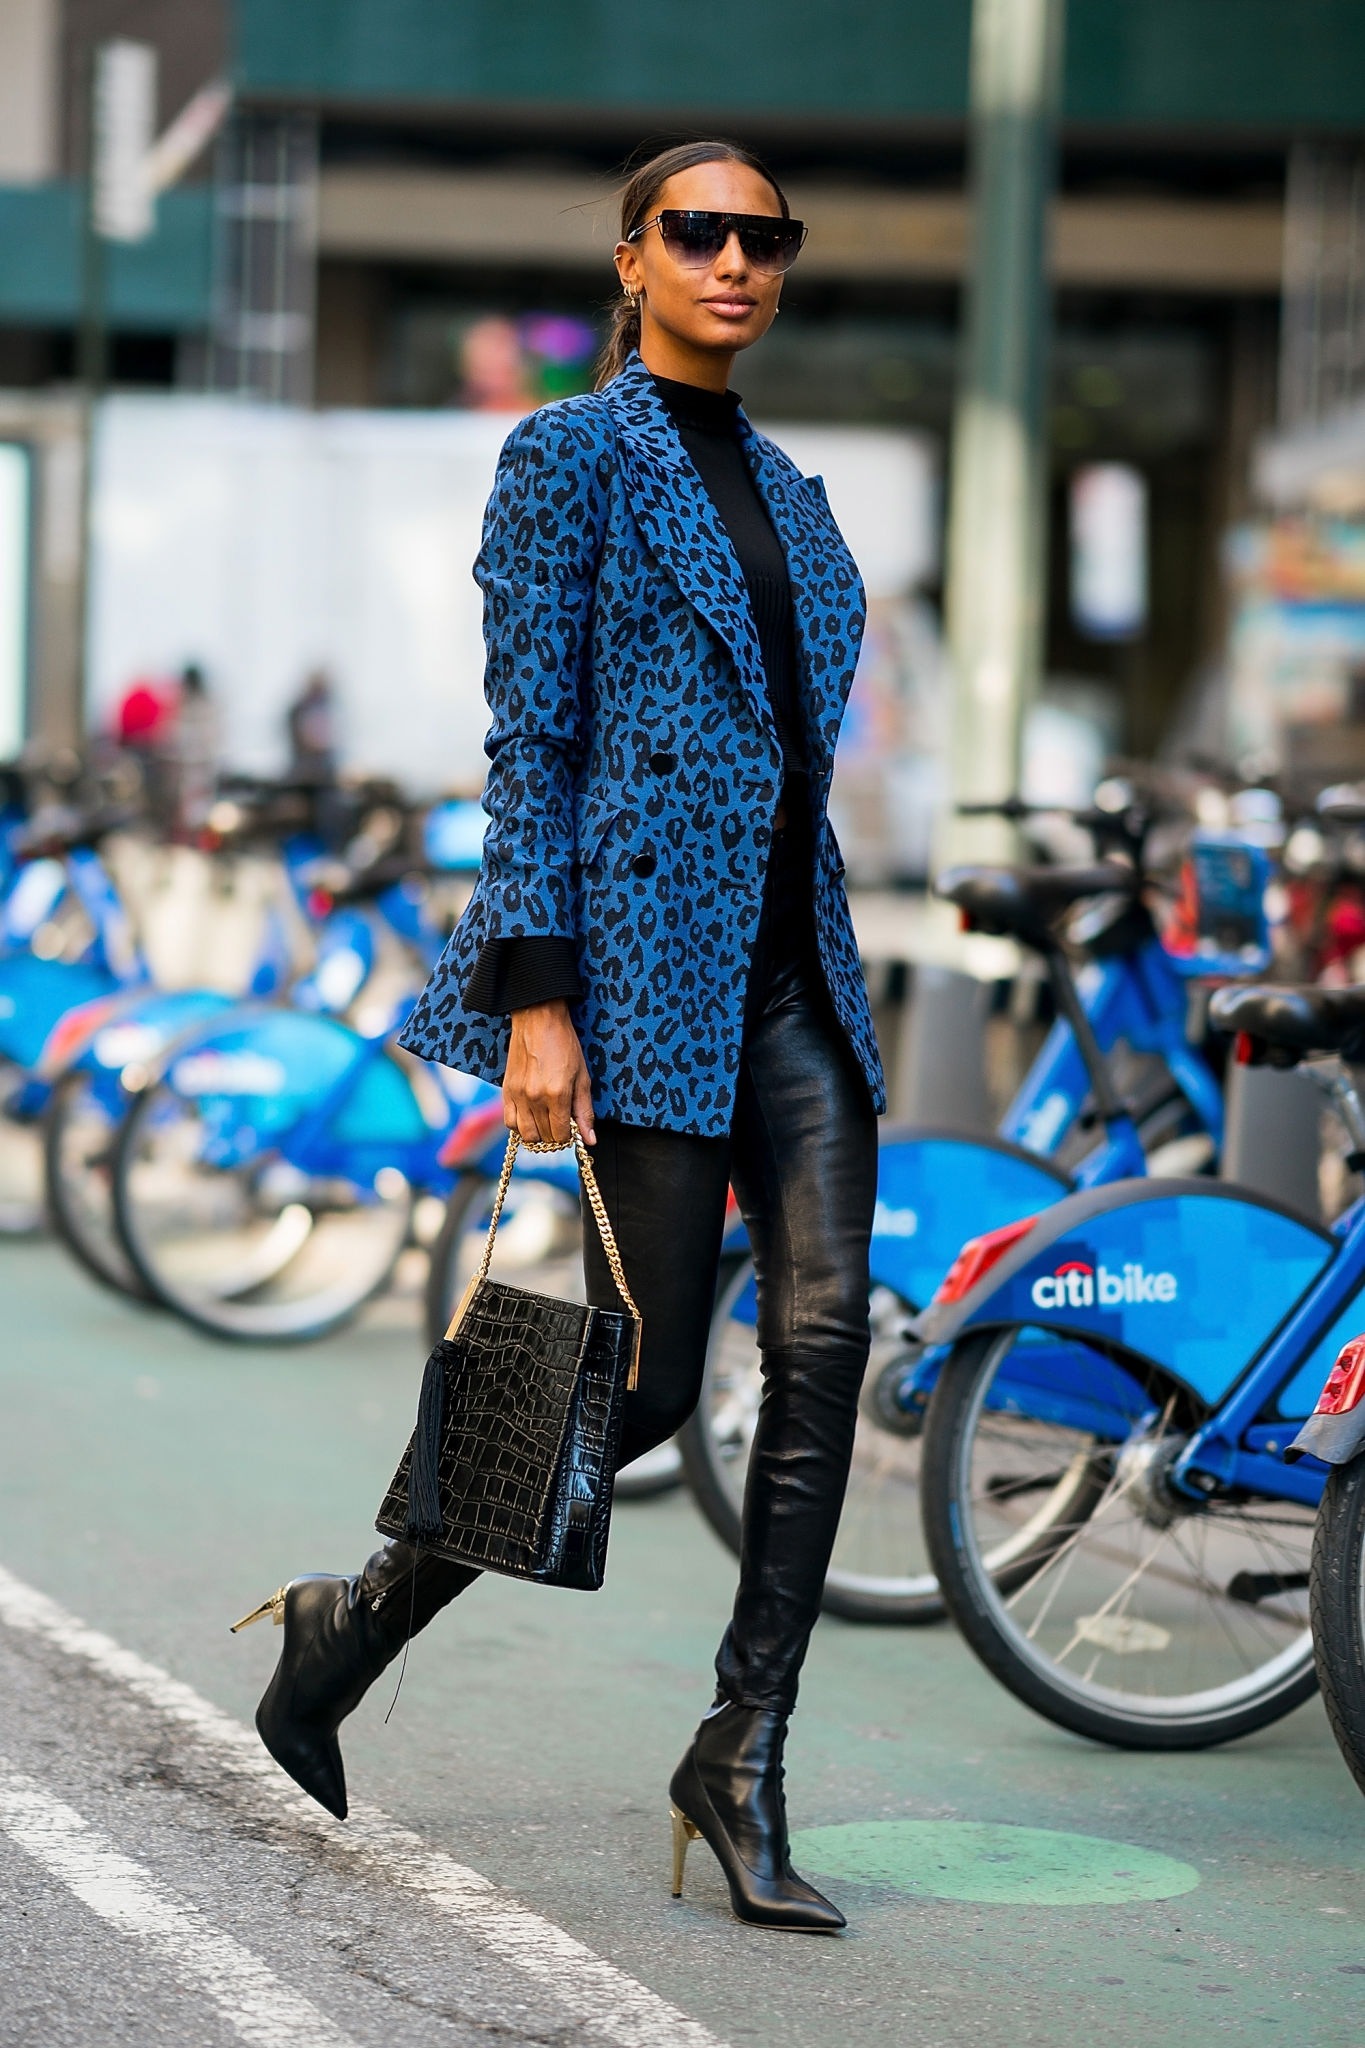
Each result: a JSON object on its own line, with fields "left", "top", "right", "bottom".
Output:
{"left": 576, "top": 798, "right": 627, "bottom": 872}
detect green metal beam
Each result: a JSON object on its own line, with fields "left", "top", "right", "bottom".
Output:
{"left": 0, "top": 185, "right": 214, "bottom": 331}
{"left": 232, "top": 0, "right": 1365, "bottom": 131}
{"left": 231, "top": 0, "right": 969, "bottom": 118}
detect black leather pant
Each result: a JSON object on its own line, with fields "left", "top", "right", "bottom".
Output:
{"left": 361, "top": 813, "right": 878, "bottom": 1716}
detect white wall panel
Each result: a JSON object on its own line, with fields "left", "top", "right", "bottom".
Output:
{"left": 87, "top": 398, "right": 936, "bottom": 794}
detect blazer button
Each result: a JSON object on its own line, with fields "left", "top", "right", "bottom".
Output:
{"left": 649, "top": 750, "right": 677, "bottom": 776}
{"left": 631, "top": 851, "right": 657, "bottom": 879}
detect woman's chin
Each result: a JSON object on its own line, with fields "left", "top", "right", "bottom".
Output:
{"left": 689, "top": 312, "right": 766, "bottom": 350}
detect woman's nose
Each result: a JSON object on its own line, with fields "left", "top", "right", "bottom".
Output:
{"left": 714, "top": 231, "right": 750, "bottom": 279}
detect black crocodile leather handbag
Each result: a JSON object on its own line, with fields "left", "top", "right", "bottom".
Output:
{"left": 375, "top": 1123, "right": 641, "bottom": 1591}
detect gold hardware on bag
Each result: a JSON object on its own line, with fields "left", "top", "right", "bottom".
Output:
{"left": 445, "top": 1121, "right": 643, "bottom": 1389}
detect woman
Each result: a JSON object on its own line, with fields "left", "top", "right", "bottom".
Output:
{"left": 238, "top": 139, "right": 886, "bottom": 1933}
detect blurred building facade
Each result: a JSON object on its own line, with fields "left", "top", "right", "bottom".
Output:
{"left": 1, "top": 0, "right": 1363, "bottom": 796}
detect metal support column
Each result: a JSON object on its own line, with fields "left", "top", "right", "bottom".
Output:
{"left": 939, "top": 0, "right": 1066, "bottom": 868}
{"left": 207, "top": 111, "right": 319, "bottom": 406}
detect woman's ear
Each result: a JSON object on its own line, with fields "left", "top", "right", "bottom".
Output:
{"left": 614, "top": 242, "right": 643, "bottom": 296}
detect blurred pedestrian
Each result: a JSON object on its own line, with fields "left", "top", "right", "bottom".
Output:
{"left": 458, "top": 314, "right": 533, "bottom": 411}
{"left": 240, "top": 142, "right": 884, "bottom": 1934}
{"left": 169, "top": 662, "right": 220, "bottom": 837}
{"left": 286, "top": 667, "right": 347, "bottom": 845}
{"left": 113, "top": 670, "right": 178, "bottom": 826}
{"left": 286, "top": 667, "right": 338, "bottom": 785}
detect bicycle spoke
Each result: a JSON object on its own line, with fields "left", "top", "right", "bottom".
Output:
{"left": 946, "top": 1327, "right": 1317, "bottom": 1727}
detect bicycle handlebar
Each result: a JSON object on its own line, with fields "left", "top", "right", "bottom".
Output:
{"left": 14, "top": 802, "right": 139, "bottom": 858}
{"left": 956, "top": 792, "right": 1158, "bottom": 864}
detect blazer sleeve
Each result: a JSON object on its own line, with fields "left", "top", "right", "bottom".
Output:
{"left": 471, "top": 402, "right": 610, "bottom": 950}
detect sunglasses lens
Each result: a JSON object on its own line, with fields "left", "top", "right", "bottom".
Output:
{"left": 657, "top": 213, "right": 728, "bottom": 266}
{"left": 737, "top": 220, "right": 805, "bottom": 272}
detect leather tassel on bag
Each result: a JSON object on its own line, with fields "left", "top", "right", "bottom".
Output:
{"left": 404, "top": 1339, "right": 455, "bottom": 1542}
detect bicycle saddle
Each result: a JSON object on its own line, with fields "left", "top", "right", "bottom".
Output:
{"left": 1209, "top": 983, "right": 1365, "bottom": 1066}
{"left": 936, "top": 863, "right": 1136, "bottom": 951}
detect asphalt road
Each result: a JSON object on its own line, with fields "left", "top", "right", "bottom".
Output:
{"left": 3, "top": 1240, "right": 1365, "bottom": 2048}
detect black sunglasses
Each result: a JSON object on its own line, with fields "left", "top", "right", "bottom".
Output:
{"left": 627, "top": 209, "right": 807, "bottom": 275}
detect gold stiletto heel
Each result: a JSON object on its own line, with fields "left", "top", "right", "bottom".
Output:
{"left": 670, "top": 1805, "right": 701, "bottom": 1896}
{"left": 230, "top": 1586, "right": 288, "bottom": 1633}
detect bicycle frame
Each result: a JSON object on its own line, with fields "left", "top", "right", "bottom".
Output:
{"left": 1004, "top": 934, "right": 1223, "bottom": 1160}
{"left": 157, "top": 1004, "right": 447, "bottom": 1192}
{"left": 0, "top": 845, "right": 147, "bottom": 1107}
{"left": 911, "top": 1149, "right": 1365, "bottom": 1518}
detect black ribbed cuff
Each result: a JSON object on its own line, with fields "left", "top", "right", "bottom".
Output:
{"left": 464, "top": 935, "right": 582, "bottom": 1014}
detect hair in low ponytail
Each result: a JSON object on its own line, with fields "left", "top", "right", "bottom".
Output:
{"left": 592, "top": 138, "right": 790, "bottom": 392}
{"left": 595, "top": 288, "right": 643, "bottom": 391}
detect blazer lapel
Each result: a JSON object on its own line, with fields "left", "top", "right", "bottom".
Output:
{"left": 739, "top": 419, "right": 866, "bottom": 782}
{"left": 604, "top": 357, "right": 776, "bottom": 745}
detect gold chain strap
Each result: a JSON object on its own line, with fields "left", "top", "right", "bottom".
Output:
{"left": 446, "top": 1121, "right": 642, "bottom": 1389}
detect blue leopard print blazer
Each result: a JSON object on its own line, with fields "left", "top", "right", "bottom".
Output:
{"left": 397, "top": 350, "right": 886, "bottom": 1136}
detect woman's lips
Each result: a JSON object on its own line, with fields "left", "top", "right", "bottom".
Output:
{"left": 702, "top": 297, "right": 758, "bottom": 318}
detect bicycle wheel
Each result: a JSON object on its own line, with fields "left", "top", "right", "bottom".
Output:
{"left": 424, "top": 1167, "right": 683, "bottom": 1501}
{"left": 923, "top": 1324, "right": 1319, "bottom": 1748}
{"left": 678, "top": 1258, "right": 948, "bottom": 1622}
{"left": 1310, "top": 1459, "right": 1365, "bottom": 1798}
{"left": 114, "top": 1075, "right": 413, "bottom": 1341}
{"left": 0, "top": 1059, "right": 45, "bottom": 1236}
{"left": 44, "top": 1067, "right": 152, "bottom": 1298}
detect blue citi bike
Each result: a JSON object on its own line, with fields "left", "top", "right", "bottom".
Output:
{"left": 683, "top": 796, "right": 1264, "bottom": 1621}
{"left": 30, "top": 775, "right": 444, "bottom": 1299}
{"left": 105, "top": 800, "right": 473, "bottom": 1342}
{"left": 912, "top": 975, "right": 1365, "bottom": 1750}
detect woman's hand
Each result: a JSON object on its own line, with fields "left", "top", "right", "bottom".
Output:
{"left": 503, "top": 999, "right": 596, "bottom": 1148}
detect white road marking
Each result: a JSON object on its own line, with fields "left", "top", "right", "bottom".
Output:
{"left": 0, "top": 1760, "right": 359, "bottom": 2048}
{"left": 0, "top": 1564, "right": 726, "bottom": 2048}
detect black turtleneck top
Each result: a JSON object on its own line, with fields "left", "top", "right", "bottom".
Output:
{"left": 649, "top": 374, "right": 804, "bottom": 776}
{"left": 465, "top": 371, "right": 804, "bottom": 1017}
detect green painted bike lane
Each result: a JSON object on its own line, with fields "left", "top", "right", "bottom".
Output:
{"left": 3, "top": 1241, "right": 1363, "bottom": 2046}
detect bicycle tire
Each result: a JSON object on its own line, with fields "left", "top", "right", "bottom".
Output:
{"left": 923, "top": 1326, "right": 1320, "bottom": 1749}
{"left": 0, "top": 1059, "right": 45, "bottom": 1236}
{"left": 1311, "top": 1460, "right": 1365, "bottom": 1798}
{"left": 113, "top": 1073, "right": 412, "bottom": 1343}
{"left": 44, "top": 1067, "right": 153, "bottom": 1300}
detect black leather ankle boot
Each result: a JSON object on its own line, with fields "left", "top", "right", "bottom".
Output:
{"left": 231, "top": 1575, "right": 399, "bottom": 1819}
{"left": 668, "top": 1701, "right": 845, "bottom": 1932}
{"left": 232, "top": 1544, "right": 475, "bottom": 1819}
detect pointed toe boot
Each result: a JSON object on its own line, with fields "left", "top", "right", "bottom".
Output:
{"left": 668, "top": 1702, "right": 845, "bottom": 1932}
{"left": 233, "top": 1575, "right": 376, "bottom": 1818}
{"left": 231, "top": 1545, "right": 477, "bottom": 1819}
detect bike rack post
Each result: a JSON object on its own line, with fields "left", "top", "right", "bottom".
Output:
{"left": 1220, "top": 1061, "right": 1322, "bottom": 1220}
{"left": 893, "top": 962, "right": 992, "bottom": 1131}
